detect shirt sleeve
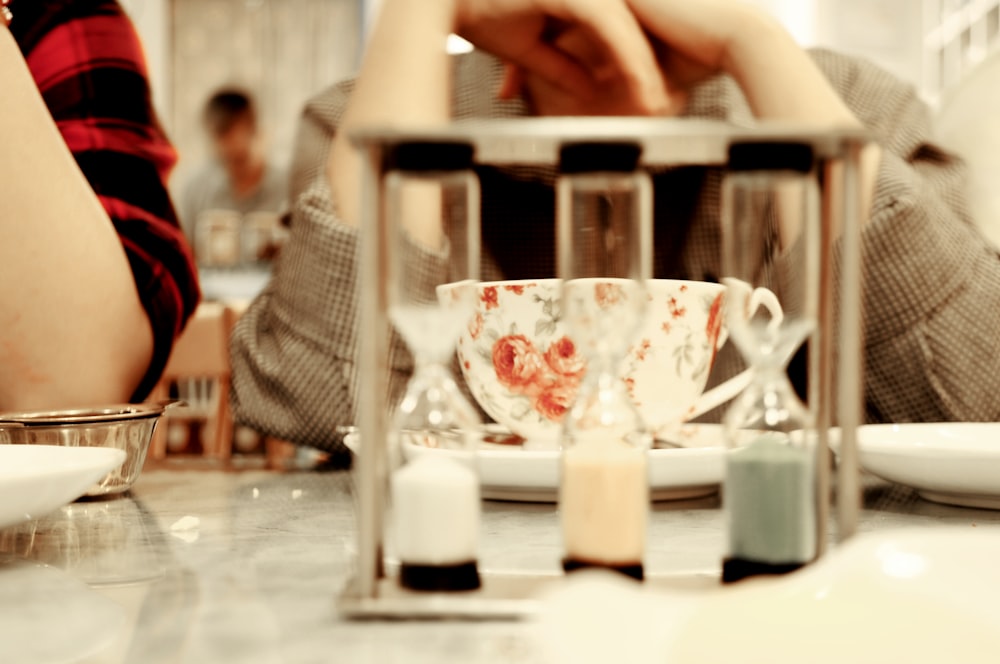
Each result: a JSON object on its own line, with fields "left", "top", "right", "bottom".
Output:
{"left": 231, "top": 177, "right": 458, "bottom": 451}
{"left": 229, "top": 182, "right": 362, "bottom": 449}
{"left": 814, "top": 50, "right": 1000, "bottom": 422}
{"left": 12, "top": 0, "right": 201, "bottom": 402}
{"left": 286, "top": 80, "right": 353, "bottom": 205}
{"left": 230, "top": 55, "right": 530, "bottom": 448}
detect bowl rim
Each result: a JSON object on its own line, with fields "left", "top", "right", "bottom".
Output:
{"left": 0, "top": 402, "right": 171, "bottom": 426}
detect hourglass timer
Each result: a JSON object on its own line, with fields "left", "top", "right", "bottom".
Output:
{"left": 719, "top": 141, "right": 821, "bottom": 584}
{"left": 384, "top": 141, "right": 484, "bottom": 592}
{"left": 555, "top": 142, "right": 653, "bottom": 581}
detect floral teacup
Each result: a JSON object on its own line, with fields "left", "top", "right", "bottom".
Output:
{"left": 441, "top": 279, "right": 781, "bottom": 442}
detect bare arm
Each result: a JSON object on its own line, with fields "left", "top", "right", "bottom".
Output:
{"left": 329, "top": 0, "right": 670, "bottom": 240}
{"left": 626, "top": 0, "right": 880, "bottom": 243}
{"left": 328, "top": 0, "right": 455, "bottom": 235}
{"left": 0, "top": 27, "right": 153, "bottom": 410}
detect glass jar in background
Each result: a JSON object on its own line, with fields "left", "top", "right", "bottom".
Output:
{"left": 194, "top": 209, "right": 242, "bottom": 268}
{"left": 242, "top": 211, "right": 282, "bottom": 265}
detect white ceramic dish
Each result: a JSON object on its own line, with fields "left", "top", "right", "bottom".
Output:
{"left": 538, "top": 527, "right": 1000, "bottom": 664}
{"left": 0, "top": 445, "right": 126, "bottom": 529}
{"left": 856, "top": 422, "right": 1000, "bottom": 509}
{"left": 0, "top": 402, "right": 174, "bottom": 496}
{"left": 344, "top": 424, "right": 725, "bottom": 502}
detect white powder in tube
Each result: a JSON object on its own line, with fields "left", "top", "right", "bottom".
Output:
{"left": 392, "top": 455, "right": 480, "bottom": 565}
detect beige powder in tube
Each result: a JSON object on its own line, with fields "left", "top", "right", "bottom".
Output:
{"left": 560, "top": 439, "right": 648, "bottom": 566}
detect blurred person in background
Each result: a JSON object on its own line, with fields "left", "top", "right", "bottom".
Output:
{"left": 181, "top": 88, "right": 288, "bottom": 268}
{"left": 0, "top": 0, "right": 199, "bottom": 411}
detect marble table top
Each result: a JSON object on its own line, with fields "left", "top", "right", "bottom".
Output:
{"left": 0, "top": 463, "right": 998, "bottom": 664}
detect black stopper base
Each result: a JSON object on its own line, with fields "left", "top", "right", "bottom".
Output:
{"left": 721, "top": 556, "right": 805, "bottom": 584}
{"left": 399, "top": 561, "right": 481, "bottom": 592}
{"left": 562, "top": 557, "right": 644, "bottom": 582}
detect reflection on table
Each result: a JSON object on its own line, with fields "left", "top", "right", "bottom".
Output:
{"left": 0, "top": 466, "right": 997, "bottom": 663}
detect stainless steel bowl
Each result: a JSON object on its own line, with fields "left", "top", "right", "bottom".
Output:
{"left": 0, "top": 402, "right": 177, "bottom": 496}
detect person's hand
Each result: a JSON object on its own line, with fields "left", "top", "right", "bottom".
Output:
{"left": 626, "top": 0, "right": 753, "bottom": 77}
{"left": 455, "top": 0, "right": 669, "bottom": 115}
{"left": 625, "top": 0, "right": 877, "bottom": 242}
{"left": 622, "top": 0, "right": 774, "bottom": 113}
{"left": 625, "top": 0, "right": 861, "bottom": 125}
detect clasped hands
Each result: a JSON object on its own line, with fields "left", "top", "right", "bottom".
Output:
{"left": 454, "top": 0, "right": 766, "bottom": 117}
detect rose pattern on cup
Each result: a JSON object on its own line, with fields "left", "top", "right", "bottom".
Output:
{"left": 448, "top": 279, "right": 747, "bottom": 442}
{"left": 705, "top": 291, "right": 725, "bottom": 366}
{"left": 594, "top": 282, "right": 626, "bottom": 308}
{"left": 490, "top": 333, "right": 586, "bottom": 423}
{"left": 622, "top": 290, "right": 725, "bottom": 411}
{"left": 462, "top": 283, "right": 587, "bottom": 426}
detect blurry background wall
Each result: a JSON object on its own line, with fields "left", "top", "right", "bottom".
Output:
{"left": 121, "top": 0, "right": 362, "bottom": 199}
{"left": 747, "top": 0, "right": 1000, "bottom": 108}
{"left": 115, "top": 0, "right": 1000, "bottom": 198}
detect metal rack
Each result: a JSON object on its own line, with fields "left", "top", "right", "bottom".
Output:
{"left": 339, "top": 117, "right": 871, "bottom": 619}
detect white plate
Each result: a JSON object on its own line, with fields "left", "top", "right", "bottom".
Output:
{"left": 344, "top": 424, "right": 725, "bottom": 502}
{"left": 0, "top": 445, "right": 126, "bottom": 529}
{"left": 857, "top": 422, "right": 1000, "bottom": 509}
{"left": 539, "top": 527, "right": 1000, "bottom": 663}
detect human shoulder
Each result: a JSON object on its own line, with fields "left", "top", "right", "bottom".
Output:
{"left": 179, "top": 161, "right": 229, "bottom": 220}
{"left": 10, "top": 0, "right": 127, "bottom": 53}
{"left": 806, "top": 48, "right": 931, "bottom": 138}
{"left": 297, "top": 77, "right": 356, "bottom": 140}
{"left": 806, "top": 47, "right": 909, "bottom": 89}
{"left": 183, "top": 161, "right": 226, "bottom": 195}
{"left": 300, "top": 49, "right": 526, "bottom": 135}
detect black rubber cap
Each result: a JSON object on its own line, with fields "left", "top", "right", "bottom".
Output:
{"left": 727, "top": 141, "right": 814, "bottom": 173}
{"left": 399, "top": 561, "right": 481, "bottom": 592}
{"left": 559, "top": 141, "right": 643, "bottom": 174}
{"left": 387, "top": 141, "right": 475, "bottom": 172}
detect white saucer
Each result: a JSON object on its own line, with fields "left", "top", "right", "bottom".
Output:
{"left": 344, "top": 424, "right": 725, "bottom": 502}
{"left": 0, "top": 445, "right": 126, "bottom": 529}
{"left": 857, "top": 423, "right": 1000, "bottom": 509}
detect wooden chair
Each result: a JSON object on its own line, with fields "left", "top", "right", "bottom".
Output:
{"left": 149, "top": 299, "right": 302, "bottom": 468}
{"left": 149, "top": 302, "right": 237, "bottom": 461}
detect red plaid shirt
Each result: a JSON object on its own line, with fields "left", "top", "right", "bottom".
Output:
{"left": 9, "top": 0, "right": 200, "bottom": 401}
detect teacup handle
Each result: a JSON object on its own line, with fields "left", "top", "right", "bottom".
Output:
{"left": 685, "top": 367, "right": 755, "bottom": 422}
{"left": 747, "top": 285, "right": 784, "bottom": 341}
{"left": 689, "top": 284, "right": 785, "bottom": 420}
{"left": 716, "top": 280, "right": 784, "bottom": 345}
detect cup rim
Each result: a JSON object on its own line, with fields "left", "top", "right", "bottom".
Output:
{"left": 464, "top": 277, "right": 725, "bottom": 290}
